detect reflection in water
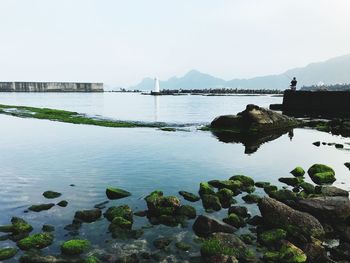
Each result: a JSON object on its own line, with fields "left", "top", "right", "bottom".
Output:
{"left": 154, "top": 96, "right": 160, "bottom": 122}
{"left": 212, "top": 128, "right": 293, "bottom": 154}
{"left": 288, "top": 129, "right": 294, "bottom": 141}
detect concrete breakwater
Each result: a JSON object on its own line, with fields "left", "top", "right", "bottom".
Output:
{"left": 0, "top": 82, "right": 103, "bottom": 92}
{"left": 270, "top": 90, "right": 350, "bottom": 117}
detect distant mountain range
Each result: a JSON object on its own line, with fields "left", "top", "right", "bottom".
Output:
{"left": 129, "top": 54, "right": 350, "bottom": 90}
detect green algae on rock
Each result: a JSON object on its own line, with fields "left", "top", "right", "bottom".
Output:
{"left": 278, "top": 177, "right": 303, "bottom": 187}
{"left": 43, "top": 190, "right": 62, "bottom": 199}
{"left": 0, "top": 247, "right": 18, "bottom": 260}
{"left": 85, "top": 256, "right": 101, "bottom": 263}
{"left": 258, "top": 228, "right": 287, "bottom": 247}
{"left": 106, "top": 187, "right": 131, "bottom": 200}
{"left": 242, "top": 194, "right": 261, "bottom": 204}
{"left": 290, "top": 167, "right": 305, "bottom": 177}
{"left": 223, "top": 213, "right": 246, "bottom": 228}
{"left": 307, "top": 164, "right": 336, "bottom": 185}
{"left": 175, "top": 241, "right": 191, "bottom": 251}
{"left": 216, "top": 188, "right": 234, "bottom": 208}
{"left": 61, "top": 239, "right": 90, "bottom": 255}
{"left": 178, "top": 191, "right": 200, "bottom": 202}
{"left": 199, "top": 182, "right": 215, "bottom": 196}
{"left": 201, "top": 194, "right": 222, "bottom": 211}
{"left": 104, "top": 205, "right": 133, "bottom": 222}
{"left": 263, "top": 241, "right": 307, "bottom": 263}
{"left": 17, "top": 232, "right": 54, "bottom": 250}
{"left": 11, "top": 217, "right": 33, "bottom": 235}
{"left": 28, "top": 203, "right": 55, "bottom": 212}
{"left": 176, "top": 205, "right": 196, "bottom": 219}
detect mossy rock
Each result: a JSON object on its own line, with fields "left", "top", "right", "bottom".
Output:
{"left": 75, "top": 209, "right": 102, "bottom": 223}
{"left": 199, "top": 182, "right": 215, "bottom": 196}
{"left": 223, "top": 213, "right": 245, "bottom": 228}
{"left": 200, "top": 238, "right": 237, "bottom": 257}
{"left": 299, "top": 182, "right": 315, "bottom": 194}
{"left": 106, "top": 187, "right": 131, "bottom": 200}
{"left": 11, "top": 217, "right": 33, "bottom": 235}
{"left": 290, "top": 167, "right": 305, "bottom": 177}
{"left": 307, "top": 164, "right": 335, "bottom": 185}
{"left": 176, "top": 205, "right": 196, "bottom": 219}
{"left": 263, "top": 241, "right": 307, "bottom": 263}
{"left": 264, "top": 185, "right": 278, "bottom": 195}
{"left": 258, "top": 228, "right": 287, "bottom": 247}
{"left": 229, "top": 175, "right": 255, "bottom": 190}
{"left": 43, "top": 190, "right": 61, "bottom": 199}
{"left": 17, "top": 232, "right": 54, "bottom": 250}
{"left": 153, "top": 237, "right": 172, "bottom": 249}
{"left": 278, "top": 177, "right": 303, "bottom": 187}
{"left": 0, "top": 247, "right": 18, "bottom": 260}
{"left": 201, "top": 194, "right": 221, "bottom": 211}
{"left": 42, "top": 224, "right": 55, "bottom": 232}
{"left": 28, "top": 203, "right": 55, "bottom": 212}
{"left": 255, "top": 181, "right": 270, "bottom": 188}
{"left": 240, "top": 234, "right": 255, "bottom": 245}
{"left": 104, "top": 205, "right": 133, "bottom": 222}
{"left": 242, "top": 194, "right": 261, "bottom": 204}
{"left": 109, "top": 217, "right": 132, "bottom": 230}
{"left": 269, "top": 189, "right": 297, "bottom": 202}
{"left": 57, "top": 200, "right": 68, "bottom": 207}
{"left": 0, "top": 225, "right": 13, "bottom": 233}
{"left": 85, "top": 256, "right": 101, "bottom": 263}
{"left": 208, "top": 180, "right": 242, "bottom": 192}
{"left": 61, "top": 239, "right": 90, "bottom": 255}
{"left": 178, "top": 191, "right": 200, "bottom": 202}
{"left": 228, "top": 206, "right": 249, "bottom": 218}
{"left": 175, "top": 241, "right": 191, "bottom": 251}
{"left": 217, "top": 188, "right": 234, "bottom": 208}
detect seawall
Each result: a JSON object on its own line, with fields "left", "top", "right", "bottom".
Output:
{"left": 271, "top": 90, "right": 350, "bottom": 117}
{"left": 0, "top": 82, "right": 104, "bottom": 92}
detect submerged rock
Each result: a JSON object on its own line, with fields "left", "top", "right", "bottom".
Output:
{"left": 258, "top": 197, "right": 324, "bottom": 239}
{"left": 57, "top": 200, "right": 68, "bottom": 207}
{"left": 0, "top": 247, "right": 18, "bottom": 260}
{"left": 61, "top": 239, "right": 90, "bottom": 255}
{"left": 17, "top": 232, "right": 54, "bottom": 250}
{"left": 175, "top": 241, "right": 191, "bottom": 251}
{"left": 105, "top": 187, "right": 131, "bottom": 200}
{"left": 75, "top": 209, "right": 102, "bottom": 223}
{"left": 115, "top": 254, "right": 139, "bottom": 263}
{"left": 192, "top": 215, "right": 236, "bottom": 237}
{"left": 153, "top": 237, "right": 172, "bottom": 249}
{"left": 28, "top": 203, "right": 55, "bottom": 212}
{"left": 42, "top": 224, "right": 55, "bottom": 232}
{"left": 307, "top": 164, "right": 336, "bottom": 185}
{"left": 263, "top": 240, "right": 307, "bottom": 263}
{"left": 43, "top": 191, "right": 62, "bottom": 199}
{"left": 179, "top": 191, "right": 200, "bottom": 202}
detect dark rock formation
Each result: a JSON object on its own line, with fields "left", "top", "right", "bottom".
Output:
{"left": 192, "top": 215, "right": 236, "bottom": 237}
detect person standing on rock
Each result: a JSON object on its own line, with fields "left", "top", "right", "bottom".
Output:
{"left": 290, "top": 77, "right": 297, "bottom": 91}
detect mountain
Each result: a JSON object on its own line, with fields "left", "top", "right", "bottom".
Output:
{"left": 130, "top": 54, "right": 350, "bottom": 90}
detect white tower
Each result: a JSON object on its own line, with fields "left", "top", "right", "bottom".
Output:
{"left": 154, "top": 77, "right": 160, "bottom": 93}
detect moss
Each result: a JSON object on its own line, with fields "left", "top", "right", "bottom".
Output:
{"left": 240, "top": 234, "right": 255, "bottom": 245}
{"left": 263, "top": 242, "right": 307, "bottom": 263}
{"left": 242, "top": 194, "right": 261, "bottom": 204}
{"left": 269, "top": 189, "right": 297, "bottom": 202}
{"left": 61, "top": 239, "right": 90, "bottom": 255}
{"left": 264, "top": 185, "right": 278, "bottom": 195}
{"left": 229, "top": 175, "right": 255, "bottom": 190}
{"left": 258, "top": 228, "right": 287, "bottom": 246}
{"left": 85, "top": 256, "right": 101, "bottom": 263}
{"left": 0, "top": 247, "right": 18, "bottom": 260}
{"left": 299, "top": 182, "right": 315, "bottom": 194}
{"left": 0, "top": 225, "right": 13, "bottom": 233}
{"left": 43, "top": 190, "right": 61, "bottom": 199}
{"left": 278, "top": 177, "right": 303, "bottom": 187}
{"left": 57, "top": 200, "right": 68, "bottom": 207}
{"left": 42, "top": 224, "right": 55, "bottom": 232}
{"left": 290, "top": 167, "right": 305, "bottom": 177}
{"left": 178, "top": 191, "right": 200, "bottom": 202}
{"left": 199, "top": 182, "right": 215, "bottom": 196}
{"left": 17, "top": 232, "right": 54, "bottom": 250}
{"left": 263, "top": 251, "right": 281, "bottom": 262}
{"left": 217, "top": 188, "right": 234, "bottom": 208}
{"left": 307, "top": 164, "right": 335, "bottom": 185}
{"left": 208, "top": 180, "right": 242, "bottom": 192}
{"left": 105, "top": 187, "right": 131, "bottom": 200}
{"left": 11, "top": 217, "right": 33, "bottom": 235}
{"left": 223, "top": 213, "right": 245, "bottom": 228}
{"left": 104, "top": 205, "right": 133, "bottom": 222}
{"left": 28, "top": 203, "right": 55, "bottom": 212}
{"left": 176, "top": 205, "right": 196, "bottom": 219}
{"left": 201, "top": 194, "right": 221, "bottom": 211}
{"left": 109, "top": 217, "right": 132, "bottom": 230}
{"left": 200, "top": 239, "right": 237, "bottom": 257}
{"left": 255, "top": 181, "right": 270, "bottom": 188}
{"left": 245, "top": 186, "right": 256, "bottom": 193}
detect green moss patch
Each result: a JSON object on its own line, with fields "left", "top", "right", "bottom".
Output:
{"left": 0, "top": 247, "right": 18, "bottom": 260}
{"left": 307, "top": 164, "right": 336, "bottom": 185}
{"left": 17, "top": 232, "right": 54, "bottom": 250}
{"left": 61, "top": 239, "right": 90, "bottom": 255}
{"left": 28, "top": 203, "right": 55, "bottom": 212}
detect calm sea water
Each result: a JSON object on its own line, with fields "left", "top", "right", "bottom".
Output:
{"left": 0, "top": 93, "right": 349, "bottom": 262}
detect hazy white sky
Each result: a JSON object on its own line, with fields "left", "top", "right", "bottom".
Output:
{"left": 0, "top": 0, "right": 349, "bottom": 86}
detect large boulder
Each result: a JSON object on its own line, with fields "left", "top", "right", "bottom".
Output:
{"left": 192, "top": 215, "right": 236, "bottom": 237}
{"left": 258, "top": 197, "right": 324, "bottom": 240}
{"left": 307, "top": 164, "right": 336, "bottom": 185}
{"left": 315, "top": 185, "right": 349, "bottom": 197}
{"left": 210, "top": 104, "right": 299, "bottom": 132}
{"left": 295, "top": 196, "right": 350, "bottom": 223}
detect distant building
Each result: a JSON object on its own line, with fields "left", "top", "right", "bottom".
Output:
{"left": 154, "top": 77, "right": 160, "bottom": 93}
{"left": 0, "top": 82, "right": 104, "bottom": 92}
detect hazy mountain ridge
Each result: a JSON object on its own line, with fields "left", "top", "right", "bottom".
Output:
{"left": 130, "top": 54, "right": 350, "bottom": 90}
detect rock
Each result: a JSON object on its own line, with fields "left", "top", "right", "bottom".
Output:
{"left": 228, "top": 206, "right": 249, "bottom": 218}
{"left": 28, "top": 203, "right": 55, "bottom": 212}
{"left": 208, "top": 180, "right": 241, "bottom": 193}
{"left": 255, "top": 181, "right": 270, "bottom": 188}
{"left": 299, "top": 182, "right": 315, "bottom": 194}
{"left": 153, "top": 237, "right": 172, "bottom": 249}
{"left": 0, "top": 247, "right": 18, "bottom": 260}
{"left": 315, "top": 185, "right": 349, "bottom": 197}
{"left": 308, "top": 164, "right": 336, "bottom": 185}
{"left": 199, "top": 182, "right": 216, "bottom": 196}
{"left": 313, "top": 141, "right": 321, "bottom": 147}
{"left": 335, "top": 143, "right": 344, "bottom": 149}
{"left": 179, "top": 191, "right": 200, "bottom": 202}
{"left": 11, "top": 217, "right": 33, "bottom": 236}
{"left": 258, "top": 197, "right": 324, "bottom": 239}
{"left": 345, "top": 162, "right": 350, "bottom": 170}
{"left": 210, "top": 104, "right": 299, "bottom": 133}
{"left": 223, "top": 213, "right": 245, "bottom": 228}
{"left": 74, "top": 209, "right": 102, "bottom": 223}
{"left": 115, "top": 254, "right": 139, "bottom": 263}
{"left": 258, "top": 228, "right": 287, "bottom": 247}
{"left": 42, "top": 224, "right": 55, "bottom": 232}
{"left": 19, "top": 252, "right": 81, "bottom": 263}
{"left": 175, "top": 241, "right": 191, "bottom": 251}
{"left": 242, "top": 194, "right": 261, "bottom": 204}
{"left": 296, "top": 196, "right": 350, "bottom": 222}
{"left": 57, "top": 200, "right": 68, "bottom": 207}
{"left": 17, "top": 232, "right": 54, "bottom": 250}
{"left": 217, "top": 188, "right": 234, "bottom": 208}
{"left": 201, "top": 194, "right": 222, "bottom": 211}
{"left": 61, "top": 239, "right": 90, "bottom": 255}
{"left": 263, "top": 240, "right": 307, "bottom": 263}
{"left": 104, "top": 205, "right": 133, "bottom": 222}
{"left": 105, "top": 187, "right": 131, "bottom": 200}
{"left": 192, "top": 215, "right": 236, "bottom": 237}
{"left": 264, "top": 185, "right": 278, "bottom": 195}
{"left": 240, "top": 233, "right": 255, "bottom": 245}
{"left": 94, "top": 201, "right": 109, "bottom": 209}
{"left": 330, "top": 242, "right": 350, "bottom": 261}
{"left": 229, "top": 175, "right": 255, "bottom": 191}
{"left": 269, "top": 189, "right": 297, "bottom": 202}
{"left": 85, "top": 256, "right": 101, "bottom": 263}
{"left": 290, "top": 167, "right": 305, "bottom": 177}
{"left": 302, "top": 237, "right": 330, "bottom": 263}
{"left": 144, "top": 191, "right": 180, "bottom": 216}
{"left": 43, "top": 191, "right": 61, "bottom": 199}
{"left": 109, "top": 216, "right": 132, "bottom": 230}
{"left": 176, "top": 205, "right": 196, "bottom": 219}
{"left": 203, "top": 255, "right": 238, "bottom": 263}
{"left": 278, "top": 177, "right": 303, "bottom": 187}
{"left": 246, "top": 215, "right": 263, "bottom": 226}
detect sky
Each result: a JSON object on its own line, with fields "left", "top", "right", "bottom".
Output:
{"left": 0, "top": 0, "right": 349, "bottom": 87}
